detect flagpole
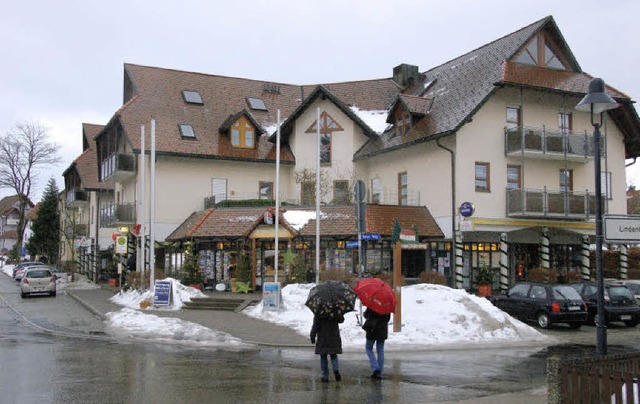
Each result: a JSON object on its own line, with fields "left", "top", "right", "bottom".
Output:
{"left": 315, "top": 107, "right": 321, "bottom": 284}
{"left": 275, "top": 110, "right": 281, "bottom": 284}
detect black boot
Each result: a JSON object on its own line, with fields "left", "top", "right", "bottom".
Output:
{"left": 371, "top": 370, "right": 381, "bottom": 380}
{"left": 334, "top": 371, "right": 342, "bottom": 382}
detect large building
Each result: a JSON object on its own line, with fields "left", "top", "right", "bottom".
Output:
{"left": 63, "top": 16, "right": 640, "bottom": 291}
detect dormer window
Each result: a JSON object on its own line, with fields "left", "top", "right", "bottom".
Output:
{"left": 179, "top": 124, "right": 196, "bottom": 138}
{"left": 182, "top": 90, "right": 203, "bottom": 105}
{"left": 231, "top": 115, "right": 255, "bottom": 149}
{"left": 247, "top": 97, "right": 267, "bottom": 111}
{"left": 394, "top": 107, "right": 411, "bottom": 137}
{"left": 515, "top": 33, "right": 566, "bottom": 70}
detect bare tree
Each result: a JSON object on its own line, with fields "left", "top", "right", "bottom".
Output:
{"left": 0, "top": 121, "right": 61, "bottom": 257}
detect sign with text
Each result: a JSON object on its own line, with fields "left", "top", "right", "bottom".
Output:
{"left": 262, "top": 282, "right": 281, "bottom": 311}
{"left": 153, "top": 280, "right": 172, "bottom": 306}
{"left": 604, "top": 215, "right": 640, "bottom": 243}
{"left": 361, "top": 233, "right": 381, "bottom": 241}
{"left": 346, "top": 240, "right": 359, "bottom": 249}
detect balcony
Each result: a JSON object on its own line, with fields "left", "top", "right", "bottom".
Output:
{"left": 100, "top": 203, "right": 136, "bottom": 227}
{"left": 505, "top": 126, "right": 596, "bottom": 162}
{"left": 100, "top": 152, "right": 135, "bottom": 183}
{"left": 506, "top": 188, "right": 604, "bottom": 220}
{"left": 66, "top": 188, "right": 88, "bottom": 208}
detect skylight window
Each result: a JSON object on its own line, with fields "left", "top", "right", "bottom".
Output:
{"left": 179, "top": 124, "right": 196, "bottom": 138}
{"left": 182, "top": 90, "right": 203, "bottom": 105}
{"left": 247, "top": 97, "right": 267, "bottom": 111}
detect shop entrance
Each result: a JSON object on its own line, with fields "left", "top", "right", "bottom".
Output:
{"left": 512, "top": 244, "right": 539, "bottom": 282}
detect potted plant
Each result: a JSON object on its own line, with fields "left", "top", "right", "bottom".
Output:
{"left": 476, "top": 265, "right": 495, "bottom": 297}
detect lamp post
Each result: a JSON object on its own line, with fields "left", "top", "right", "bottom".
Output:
{"left": 575, "top": 78, "right": 619, "bottom": 356}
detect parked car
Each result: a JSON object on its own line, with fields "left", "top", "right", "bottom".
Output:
{"left": 488, "top": 283, "right": 588, "bottom": 329}
{"left": 20, "top": 267, "right": 56, "bottom": 298}
{"left": 12, "top": 261, "right": 45, "bottom": 278}
{"left": 48, "top": 266, "right": 68, "bottom": 280}
{"left": 623, "top": 280, "right": 640, "bottom": 305}
{"left": 571, "top": 282, "right": 640, "bottom": 327}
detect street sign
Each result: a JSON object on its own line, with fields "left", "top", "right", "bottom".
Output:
{"left": 361, "top": 233, "right": 381, "bottom": 241}
{"left": 604, "top": 215, "right": 640, "bottom": 243}
{"left": 346, "top": 240, "right": 359, "bottom": 249}
{"left": 19, "top": 246, "right": 26, "bottom": 256}
{"left": 115, "top": 235, "right": 128, "bottom": 254}
{"left": 153, "top": 280, "right": 172, "bottom": 306}
{"left": 459, "top": 202, "right": 475, "bottom": 217}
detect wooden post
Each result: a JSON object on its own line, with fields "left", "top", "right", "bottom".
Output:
{"left": 393, "top": 240, "right": 402, "bottom": 332}
{"left": 251, "top": 238, "right": 256, "bottom": 289}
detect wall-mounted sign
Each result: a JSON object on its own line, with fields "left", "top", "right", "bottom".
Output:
{"left": 459, "top": 219, "right": 473, "bottom": 232}
{"left": 459, "top": 202, "right": 475, "bottom": 217}
{"left": 399, "top": 229, "right": 416, "bottom": 243}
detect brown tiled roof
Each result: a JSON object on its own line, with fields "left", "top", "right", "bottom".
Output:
{"left": 0, "top": 230, "right": 17, "bottom": 239}
{"left": 0, "top": 195, "right": 33, "bottom": 215}
{"left": 63, "top": 123, "right": 112, "bottom": 191}
{"left": 166, "top": 204, "right": 443, "bottom": 241}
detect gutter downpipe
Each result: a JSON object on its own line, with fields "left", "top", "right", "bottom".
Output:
{"left": 436, "top": 137, "right": 457, "bottom": 288}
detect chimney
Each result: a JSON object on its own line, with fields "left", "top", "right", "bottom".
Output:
{"left": 393, "top": 64, "right": 420, "bottom": 87}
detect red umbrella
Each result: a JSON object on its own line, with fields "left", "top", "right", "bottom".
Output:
{"left": 354, "top": 278, "right": 396, "bottom": 314}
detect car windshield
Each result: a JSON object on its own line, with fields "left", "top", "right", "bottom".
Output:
{"left": 608, "top": 286, "right": 634, "bottom": 300}
{"left": 27, "top": 270, "right": 51, "bottom": 279}
{"left": 552, "top": 286, "right": 582, "bottom": 300}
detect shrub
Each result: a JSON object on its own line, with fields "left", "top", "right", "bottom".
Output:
{"left": 563, "top": 270, "right": 584, "bottom": 283}
{"left": 527, "top": 267, "right": 558, "bottom": 283}
{"left": 417, "top": 271, "right": 447, "bottom": 285}
{"left": 320, "top": 268, "right": 355, "bottom": 286}
{"left": 475, "top": 265, "right": 495, "bottom": 285}
{"left": 236, "top": 252, "right": 251, "bottom": 283}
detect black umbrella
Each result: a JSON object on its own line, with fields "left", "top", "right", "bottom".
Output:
{"left": 305, "top": 280, "right": 357, "bottom": 319}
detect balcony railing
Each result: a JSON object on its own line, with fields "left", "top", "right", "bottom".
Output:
{"left": 100, "top": 152, "right": 135, "bottom": 182}
{"left": 100, "top": 203, "right": 136, "bottom": 227}
{"left": 202, "top": 188, "right": 422, "bottom": 209}
{"left": 506, "top": 188, "right": 604, "bottom": 220}
{"left": 505, "top": 126, "right": 596, "bottom": 162}
{"left": 66, "top": 188, "right": 88, "bottom": 207}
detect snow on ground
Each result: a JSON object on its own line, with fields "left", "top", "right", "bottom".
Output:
{"left": 244, "top": 283, "right": 553, "bottom": 349}
{"left": 109, "top": 278, "right": 206, "bottom": 310}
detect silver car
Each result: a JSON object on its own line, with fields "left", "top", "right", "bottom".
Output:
{"left": 20, "top": 267, "right": 56, "bottom": 298}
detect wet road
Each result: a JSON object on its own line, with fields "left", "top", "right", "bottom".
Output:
{"left": 1, "top": 273, "right": 638, "bottom": 403}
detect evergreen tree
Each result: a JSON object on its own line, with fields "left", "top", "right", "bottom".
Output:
{"left": 26, "top": 178, "right": 60, "bottom": 264}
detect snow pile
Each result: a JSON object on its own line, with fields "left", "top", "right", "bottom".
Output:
{"left": 109, "top": 278, "right": 206, "bottom": 310}
{"left": 244, "top": 283, "right": 551, "bottom": 349}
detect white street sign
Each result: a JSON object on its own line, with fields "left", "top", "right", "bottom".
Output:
{"left": 603, "top": 215, "right": 640, "bottom": 243}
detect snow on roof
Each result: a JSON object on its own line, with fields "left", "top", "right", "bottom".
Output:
{"left": 350, "top": 106, "right": 392, "bottom": 135}
{"left": 283, "top": 210, "right": 317, "bottom": 231}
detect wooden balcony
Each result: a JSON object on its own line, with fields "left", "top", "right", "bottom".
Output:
{"left": 100, "top": 152, "right": 135, "bottom": 183}
{"left": 100, "top": 203, "right": 136, "bottom": 227}
{"left": 506, "top": 188, "right": 604, "bottom": 220}
{"left": 505, "top": 126, "right": 595, "bottom": 162}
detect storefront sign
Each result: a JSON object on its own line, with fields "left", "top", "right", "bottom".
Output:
{"left": 346, "top": 240, "right": 359, "bottom": 249}
{"left": 604, "top": 215, "right": 640, "bottom": 243}
{"left": 361, "top": 233, "right": 381, "bottom": 241}
{"left": 399, "top": 229, "right": 416, "bottom": 243}
{"left": 115, "top": 235, "right": 128, "bottom": 254}
{"left": 154, "top": 280, "right": 172, "bottom": 306}
{"left": 262, "top": 282, "right": 281, "bottom": 311}
{"left": 459, "top": 219, "right": 473, "bottom": 232}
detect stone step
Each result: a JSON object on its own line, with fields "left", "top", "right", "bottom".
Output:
{"left": 183, "top": 298, "right": 241, "bottom": 311}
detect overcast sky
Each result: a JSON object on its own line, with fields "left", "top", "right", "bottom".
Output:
{"left": 1, "top": 0, "right": 639, "bottom": 202}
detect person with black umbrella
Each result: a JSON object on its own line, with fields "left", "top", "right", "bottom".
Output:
{"left": 310, "top": 313, "right": 344, "bottom": 383}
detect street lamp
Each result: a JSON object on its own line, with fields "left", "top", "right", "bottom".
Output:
{"left": 575, "top": 77, "right": 619, "bottom": 356}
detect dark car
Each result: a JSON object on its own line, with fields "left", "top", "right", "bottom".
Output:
{"left": 488, "top": 283, "right": 588, "bottom": 329}
{"left": 571, "top": 282, "right": 640, "bottom": 327}
{"left": 12, "top": 261, "right": 45, "bottom": 278}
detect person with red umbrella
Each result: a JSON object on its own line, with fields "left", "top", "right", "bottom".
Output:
{"left": 355, "top": 278, "right": 395, "bottom": 380}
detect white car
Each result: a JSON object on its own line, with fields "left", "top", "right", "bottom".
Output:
{"left": 20, "top": 267, "right": 56, "bottom": 298}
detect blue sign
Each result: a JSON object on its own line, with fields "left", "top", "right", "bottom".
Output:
{"left": 153, "top": 280, "right": 172, "bottom": 306}
{"left": 361, "top": 233, "right": 381, "bottom": 241}
{"left": 262, "top": 282, "right": 281, "bottom": 311}
{"left": 460, "top": 202, "right": 475, "bottom": 217}
{"left": 346, "top": 240, "right": 359, "bottom": 249}
{"left": 19, "top": 247, "right": 26, "bottom": 256}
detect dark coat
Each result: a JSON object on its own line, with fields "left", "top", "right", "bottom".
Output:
{"left": 363, "top": 308, "right": 391, "bottom": 341}
{"left": 310, "top": 314, "right": 344, "bottom": 355}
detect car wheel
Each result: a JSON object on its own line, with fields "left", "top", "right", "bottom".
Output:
{"left": 568, "top": 323, "right": 582, "bottom": 329}
{"left": 50, "top": 291, "right": 56, "bottom": 297}
{"left": 20, "top": 292, "right": 26, "bottom": 298}
{"left": 537, "top": 312, "right": 551, "bottom": 329}
{"left": 624, "top": 320, "right": 638, "bottom": 328}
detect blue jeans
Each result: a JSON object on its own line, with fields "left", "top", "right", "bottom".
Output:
{"left": 366, "top": 339, "right": 385, "bottom": 374}
{"left": 320, "top": 354, "right": 339, "bottom": 379}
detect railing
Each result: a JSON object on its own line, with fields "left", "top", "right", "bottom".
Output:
{"left": 99, "top": 203, "right": 136, "bottom": 227}
{"left": 547, "top": 352, "right": 640, "bottom": 404}
{"left": 100, "top": 152, "right": 135, "bottom": 182}
{"left": 506, "top": 188, "right": 603, "bottom": 220}
{"left": 505, "top": 126, "right": 596, "bottom": 161}
{"left": 203, "top": 188, "right": 422, "bottom": 209}
{"left": 66, "top": 188, "right": 88, "bottom": 206}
